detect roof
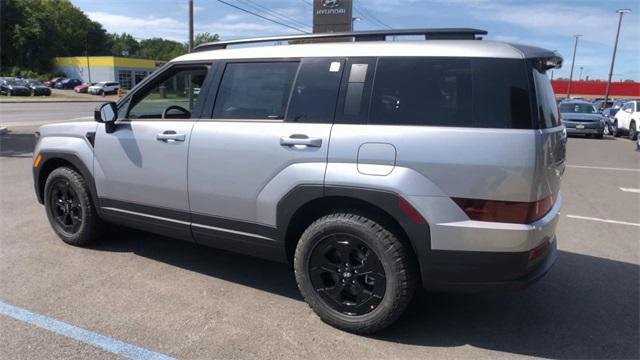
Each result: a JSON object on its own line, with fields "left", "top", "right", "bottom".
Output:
{"left": 173, "top": 40, "right": 558, "bottom": 63}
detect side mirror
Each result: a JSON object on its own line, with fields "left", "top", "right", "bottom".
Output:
{"left": 95, "top": 102, "right": 118, "bottom": 133}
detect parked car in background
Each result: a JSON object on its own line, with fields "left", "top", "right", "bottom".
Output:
{"left": 55, "top": 78, "right": 82, "bottom": 89}
{"left": 559, "top": 100, "right": 605, "bottom": 138}
{"left": 601, "top": 107, "right": 619, "bottom": 135}
{"left": 612, "top": 100, "right": 639, "bottom": 140}
{"left": 593, "top": 99, "right": 614, "bottom": 111}
{"left": 25, "top": 80, "right": 51, "bottom": 96}
{"left": 74, "top": 83, "right": 95, "bottom": 93}
{"left": 44, "top": 77, "right": 66, "bottom": 87}
{"left": 0, "top": 78, "right": 31, "bottom": 96}
{"left": 88, "top": 81, "right": 120, "bottom": 95}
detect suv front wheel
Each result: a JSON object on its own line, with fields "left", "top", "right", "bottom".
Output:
{"left": 44, "top": 167, "right": 104, "bottom": 246}
{"left": 294, "top": 213, "right": 417, "bottom": 333}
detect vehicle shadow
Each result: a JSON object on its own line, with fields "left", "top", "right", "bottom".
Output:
{"left": 94, "top": 230, "right": 639, "bottom": 359}
{"left": 0, "top": 132, "right": 36, "bottom": 158}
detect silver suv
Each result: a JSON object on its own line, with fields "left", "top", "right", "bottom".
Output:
{"left": 33, "top": 29, "right": 565, "bottom": 333}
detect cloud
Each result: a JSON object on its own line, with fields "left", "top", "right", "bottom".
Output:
{"left": 86, "top": 11, "right": 187, "bottom": 41}
{"left": 86, "top": 10, "right": 290, "bottom": 41}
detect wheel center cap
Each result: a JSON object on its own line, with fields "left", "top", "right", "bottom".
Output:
{"left": 342, "top": 271, "right": 352, "bottom": 278}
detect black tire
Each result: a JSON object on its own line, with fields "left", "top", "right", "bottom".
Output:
{"left": 612, "top": 121, "right": 620, "bottom": 137}
{"left": 44, "top": 167, "right": 104, "bottom": 246}
{"left": 294, "top": 213, "right": 417, "bottom": 334}
{"left": 595, "top": 133, "right": 604, "bottom": 139}
{"left": 629, "top": 121, "right": 637, "bottom": 141}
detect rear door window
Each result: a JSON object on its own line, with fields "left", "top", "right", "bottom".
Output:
{"left": 286, "top": 58, "right": 344, "bottom": 123}
{"left": 213, "top": 62, "right": 298, "bottom": 120}
{"left": 369, "top": 57, "right": 533, "bottom": 128}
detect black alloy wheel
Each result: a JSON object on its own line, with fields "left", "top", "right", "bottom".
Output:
{"left": 629, "top": 122, "right": 637, "bottom": 141}
{"left": 308, "top": 233, "right": 386, "bottom": 316}
{"left": 49, "top": 179, "right": 83, "bottom": 235}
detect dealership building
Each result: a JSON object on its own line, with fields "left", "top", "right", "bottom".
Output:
{"left": 53, "top": 56, "right": 161, "bottom": 89}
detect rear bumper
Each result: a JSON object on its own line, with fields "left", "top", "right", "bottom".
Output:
{"left": 566, "top": 127, "right": 603, "bottom": 135}
{"left": 424, "top": 238, "right": 557, "bottom": 292}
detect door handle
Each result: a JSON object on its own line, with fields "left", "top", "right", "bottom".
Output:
{"left": 157, "top": 131, "right": 186, "bottom": 142}
{"left": 280, "top": 135, "right": 322, "bottom": 148}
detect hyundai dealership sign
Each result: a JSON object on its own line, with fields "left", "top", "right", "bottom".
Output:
{"left": 313, "top": 0, "right": 353, "bottom": 33}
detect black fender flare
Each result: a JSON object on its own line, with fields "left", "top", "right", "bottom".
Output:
{"left": 33, "top": 151, "right": 100, "bottom": 214}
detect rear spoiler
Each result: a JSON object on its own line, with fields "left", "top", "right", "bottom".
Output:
{"left": 534, "top": 52, "right": 563, "bottom": 71}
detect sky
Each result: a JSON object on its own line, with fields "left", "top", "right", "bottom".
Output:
{"left": 71, "top": 0, "right": 640, "bottom": 81}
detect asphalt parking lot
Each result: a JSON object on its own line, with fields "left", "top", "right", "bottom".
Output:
{"left": 1, "top": 103, "right": 638, "bottom": 359}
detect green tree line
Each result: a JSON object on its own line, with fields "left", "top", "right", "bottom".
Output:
{"left": 1, "top": 0, "right": 218, "bottom": 78}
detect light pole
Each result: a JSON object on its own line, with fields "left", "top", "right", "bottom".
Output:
{"left": 566, "top": 34, "right": 581, "bottom": 99}
{"left": 603, "top": 9, "right": 631, "bottom": 106}
{"left": 188, "top": 0, "right": 194, "bottom": 52}
{"left": 579, "top": 66, "right": 584, "bottom": 80}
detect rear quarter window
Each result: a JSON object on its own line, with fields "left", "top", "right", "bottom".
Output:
{"left": 369, "top": 57, "right": 533, "bottom": 129}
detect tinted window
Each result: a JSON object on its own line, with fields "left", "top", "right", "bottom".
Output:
{"left": 369, "top": 58, "right": 532, "bottom": 128}
{"left": 532, "top": 68, "right": 561, "bottom": 128}
{"left": 286, "top": 58, "right": 343, "bottom": 123}
{"left": 214, "top": 62, "right": 298, "bottom": 120}
{"left": 335, "top": 58, "right": 377, "bottom": 124}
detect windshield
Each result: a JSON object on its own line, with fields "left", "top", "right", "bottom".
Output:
{"left": 559, "top": 103, "right": 597, "bottom": 114}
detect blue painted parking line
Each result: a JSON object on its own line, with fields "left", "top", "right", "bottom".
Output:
{"left": 0, "top": 301, "right": 177, "bottom": 360}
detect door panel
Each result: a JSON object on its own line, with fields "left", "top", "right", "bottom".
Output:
{"left": 188, "top": 121, "right": 331, "bottom": 226}
{"left": 94, "top": 121, "right": 194, "bottom": 211}
{"left": 93, "top": 64, "right": 210, "bottom": 240}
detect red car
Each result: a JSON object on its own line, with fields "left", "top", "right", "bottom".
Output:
{"left": 74, "top": 83, "right": 94, "bottom": 93}
{"left": 44, "top": 77, "right": 65, "bottom": 88}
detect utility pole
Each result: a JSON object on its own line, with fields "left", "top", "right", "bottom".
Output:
{"left": 188, "top": 0, "right": 194, "bottom": 52}
{"left": 566, "top": 35, "right": 581, "bottom": 99}
{"left": 604, "top": 9, "right": 631, "bottom": 107}
{"left": 579, "top": 66, "right": 584, "bottom": 81}
{"left": 86, "top": 33, "right": 92, "bottom": 83}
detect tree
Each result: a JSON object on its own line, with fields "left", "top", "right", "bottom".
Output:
{"left": 1, "top": 0, "right": 112, "bottom": 74}
{"left": 137, "top": 38, "right": 187, "bottom": 61}
{"left": 109, "top": 33, "right": 140, "bottom": 57}
{"left": 194, "top": 32, "right": 220, "bottom": 47}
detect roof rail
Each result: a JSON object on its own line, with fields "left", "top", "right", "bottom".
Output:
{"left": 193, "top": 28, "right": 487, "bottom": 52}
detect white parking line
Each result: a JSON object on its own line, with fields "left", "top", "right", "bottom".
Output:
{"left": 566, "top": 215, "right": 640, "bottom": 227}
{"left": 566, "top": 165, "right": 640, "bottom": 172}
{"left": 619, "top": 187, "right": 640, "bottom": 194}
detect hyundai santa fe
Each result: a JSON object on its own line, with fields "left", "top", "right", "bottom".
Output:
{"left": 33, "top": 28, "right": 565, "bottom": 333}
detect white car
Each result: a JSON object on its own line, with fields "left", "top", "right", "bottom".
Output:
{"left": 88, "top": 81, "right": 120, "bottom": 95}
{"left": 612, "top": 100, "right": 639, "bottom": 140}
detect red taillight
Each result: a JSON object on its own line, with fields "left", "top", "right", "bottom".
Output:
{"left": 397, "top": 197, "right": 426, "bottom": 224}
{"left": 528, "top": 239, "right": 551, "bottom": 261}
{"left": 453, "top": 195, "right": 555, "bottom": 224}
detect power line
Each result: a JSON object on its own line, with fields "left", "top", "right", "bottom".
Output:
{"left": 214, "top": 0, "right": 310, "bottom": 34}
{"left": 236, "top": 0, "right": 312, "bottom": 32}
{"left": 354, "top": 1, "right": 392, "bottom": 29}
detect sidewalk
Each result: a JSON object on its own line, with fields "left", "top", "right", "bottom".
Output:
{"left": 0, "top": 89, "right": 120, "bottom": 103}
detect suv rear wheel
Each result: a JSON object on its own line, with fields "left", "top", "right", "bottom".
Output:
{"left": 44, "top": 167, "right": 104, "bottom": 246}
{"left": 294, "top": 213, "right": 417, "bottom": 333}
{"left": 612, "top": 121, "right": 620, "bottom": 137}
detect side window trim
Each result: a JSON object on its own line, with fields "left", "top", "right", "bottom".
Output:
{"left": 208, "top": 59, "right": 301, "bottom": 122}
{"left": 334, "top": 57, "right": 378, "bottom": 124}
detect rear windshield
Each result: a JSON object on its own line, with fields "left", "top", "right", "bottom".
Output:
{"left": 369, "top": 57, "right": 533, "bottom": 129}
{"left": 559, "top": 103, "right": 597, "bottom": 114}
